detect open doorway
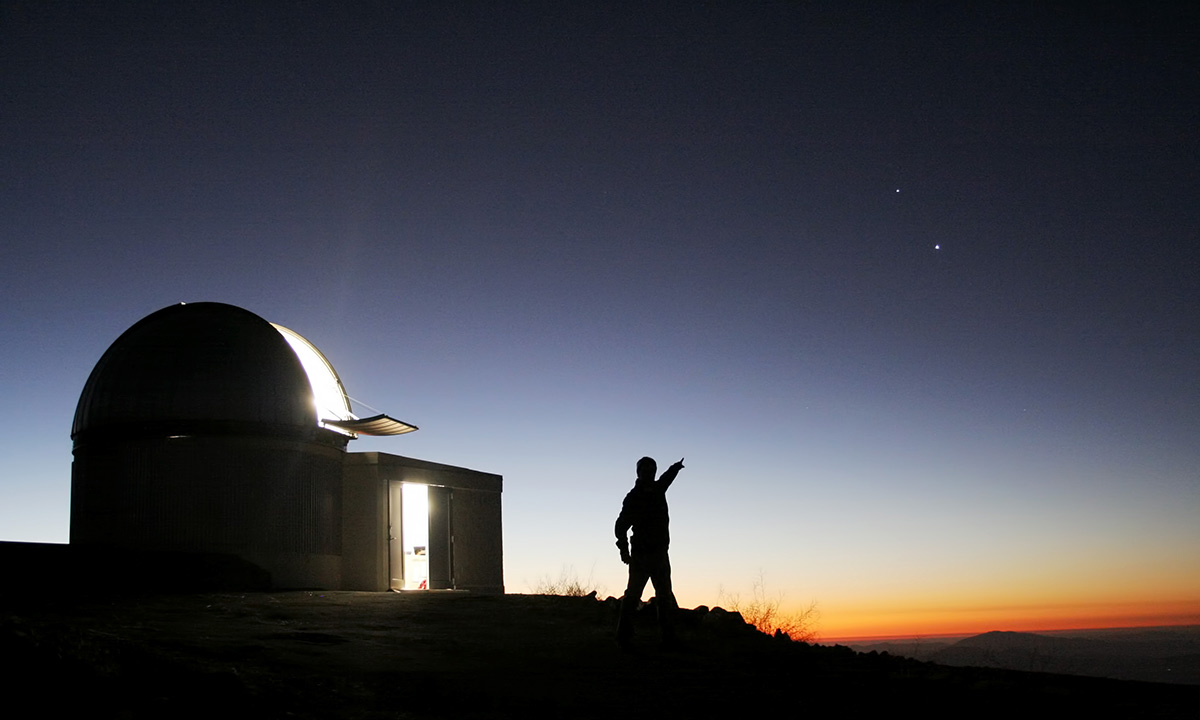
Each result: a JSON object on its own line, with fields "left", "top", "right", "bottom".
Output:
{"left": 400, "top": 482, "right": 428, "bottom": 589}
{"left": 388, "top": 481, "right": 452, "bottom": 591}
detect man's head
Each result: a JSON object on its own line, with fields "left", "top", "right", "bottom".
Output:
{"left": 636, "top": 456, "right": 657, "bottom": 483}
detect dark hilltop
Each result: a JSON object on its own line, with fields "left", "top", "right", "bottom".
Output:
{"left": 4, "top": 588, "right": 1197, "bottom": 719}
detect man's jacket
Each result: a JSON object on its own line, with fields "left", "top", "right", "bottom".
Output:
{"left": 615, "top": 463, "right": 681, "bottom": 555}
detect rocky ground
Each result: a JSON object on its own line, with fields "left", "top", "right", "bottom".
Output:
{"left": 3, "top": 590, "right": 1197, "bottom": 719}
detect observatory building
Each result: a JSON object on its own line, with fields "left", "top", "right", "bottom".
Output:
{"left": 70, "top": 302, "right": 503, "bottom": 592}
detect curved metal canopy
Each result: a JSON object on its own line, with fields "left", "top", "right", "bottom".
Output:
{"left": 323, "top": 414, "right": 418, "bottom": 436}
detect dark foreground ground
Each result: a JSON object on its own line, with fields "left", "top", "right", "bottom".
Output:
{"left": 3, "top": 590, "right": 1197, "bottom": 719}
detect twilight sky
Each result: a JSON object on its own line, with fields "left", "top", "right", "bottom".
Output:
{"left": 2, "top": 2, "right": 1197, "bottom": 639}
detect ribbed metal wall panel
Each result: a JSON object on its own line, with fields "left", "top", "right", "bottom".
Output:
{"left": 71, "top": 435, "right": 343, "bottom": 584}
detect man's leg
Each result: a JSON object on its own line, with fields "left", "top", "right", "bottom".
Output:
{"left": 617, "top": 558, "right": 651, "bottom": 646}
{"left": 648, "top": 553, "right": 677, "bottom": 643}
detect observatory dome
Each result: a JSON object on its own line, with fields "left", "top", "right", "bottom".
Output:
{"left": 72, "top": 302, "right": 318, "bottom": 441}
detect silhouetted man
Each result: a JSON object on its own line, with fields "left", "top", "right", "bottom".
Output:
{"left": 615, "top": 455, "right": 684, "bottom": 648}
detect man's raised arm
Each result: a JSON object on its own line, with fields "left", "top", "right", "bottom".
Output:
{"left": 658, "top": 457, "right": 685, "bottom": 490}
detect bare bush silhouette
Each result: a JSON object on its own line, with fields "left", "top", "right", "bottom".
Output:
{"left": 531, "top": 566, "right": 603, "bottom": 597}
{"left": 721, "top": 574, "right": 819, "bottom": 643}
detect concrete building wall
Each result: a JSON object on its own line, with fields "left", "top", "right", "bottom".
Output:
{"left": 340, "top": 457, "right": 389, "bottom": 591}
{"left": 341, "top": 452, "right": 504, "bottom": 593}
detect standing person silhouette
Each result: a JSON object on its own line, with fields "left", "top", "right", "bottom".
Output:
{"left": 615, "top": 456, "right": 685, "bottom": 648}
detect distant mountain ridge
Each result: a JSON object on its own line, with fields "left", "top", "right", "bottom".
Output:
{"left": 843, "top": 627, "right": 1200, "bottom": 685}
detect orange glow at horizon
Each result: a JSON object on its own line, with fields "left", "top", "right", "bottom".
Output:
{"left": 813, "top": 598, "right": 1200, "bottom": 642}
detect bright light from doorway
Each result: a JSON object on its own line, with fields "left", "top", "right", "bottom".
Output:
{"left": 401, "top": 483, "right": 430, "bottom": 590}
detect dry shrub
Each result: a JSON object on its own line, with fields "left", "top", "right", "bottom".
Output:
{"left": 531, "top": 566, "right": 602, "bottom": 597}
{"left": 721, "top": 574, "right": 819, "bottom": 643}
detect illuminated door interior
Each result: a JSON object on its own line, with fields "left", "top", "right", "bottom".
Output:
{"left": 388, "top": 481, "right": 451, "bottom": 591}
{"left": 400, "top": 483, "right": 429, "bottom": 590}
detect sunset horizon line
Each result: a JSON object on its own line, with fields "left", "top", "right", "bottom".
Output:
{"left": 819, "top": 621, "right": 1200, "bottom": 646}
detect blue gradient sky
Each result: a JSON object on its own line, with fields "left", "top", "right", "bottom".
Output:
{"left": 2, "top": 3, "right": 1196, "bottom": 637}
